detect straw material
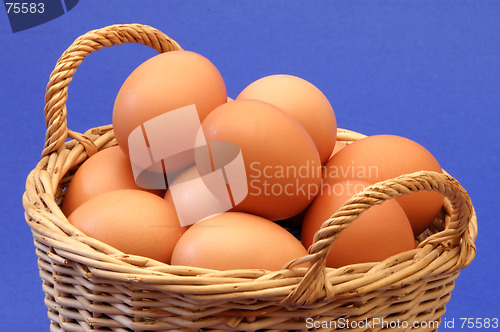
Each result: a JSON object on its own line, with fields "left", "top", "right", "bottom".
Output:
{"left": 23, "top": 24, "right": 477, "bottom": 331}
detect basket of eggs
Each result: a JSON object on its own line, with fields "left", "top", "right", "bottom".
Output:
{"left": 23, "top": 24, "right": 477, "bottom": 331}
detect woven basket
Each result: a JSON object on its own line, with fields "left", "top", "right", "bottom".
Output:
{"left": 23, "top": 24, "right": 477, "bottom": 332}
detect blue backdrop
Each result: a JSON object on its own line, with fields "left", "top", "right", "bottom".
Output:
{"left": 1, "top": 1, "right": 498, "bottom": 330}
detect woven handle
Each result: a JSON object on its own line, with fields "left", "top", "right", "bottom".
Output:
{"left": 42, "top": 24, "right": 182, "bottom": 157}
{"left": 284, "top": 170, "right": 474, "bottom": 306}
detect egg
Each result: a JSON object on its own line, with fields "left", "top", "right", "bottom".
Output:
{"left": 164, "top": 164, "right": 220, "bottom": 226}
{"left": 200, "top": 99, "right": 322, "bottom": 221}
{"left": 323, "top": 135, "right": 444, "bottom": 235}
{"left": 164, "top": 165, "right": 199, "bottom": 204}
{"left": 302, "top": 180, "right": 415, "bottom": 268}
{"left": 237, "top": 74, "right": 337, "bottom": 164}
{"left": 329, "top": 141, "right": 347, "bottom": 161}
{"left": 112, "top": 50, "right": 227, "bottom": 157}
{"left": 68, "top": 189, "right": 186, "bottom": 263}
{"left": 171, "top": 212, "right": 307, "bottom": 270}
{"left": 62, "top": 146, "right": 163, "bottom": 216}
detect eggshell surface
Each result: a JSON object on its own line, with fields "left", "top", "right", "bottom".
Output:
{"left": 164, "top": 165, "right": 200, "bottom": 204}
{"left": 112, "top": 50, "right": 227, "bottom": 156}
{"left": 200, "top": 99, "right": 322, "bottom": 221}
{"left": 237, "top": 74, "right": 337, "bottom": 164}
{"left": 62, "top": 146, "right": 163, "bottom": 216}
{"left": 68, "top": 190, "right": 186, "bottom": 263}
{"left": 323, "top": 135, "right": 444, "bottom": 235}
{"left": 171, "top": 212, "right": 307, "bottom": 270}
{"left": 302, "top": 180, "right": 415, "bottom": 268}
{"left": 329, "top": 141, "right": 347, "bottom": 161}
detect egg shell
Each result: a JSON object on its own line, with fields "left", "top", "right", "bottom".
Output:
{"left": 171, "top": 212, "right": 308, "bottom": 270}
{"left": 164, "top": 164, "right": 219, "bottom": 226}
{"left": 323, "top": 135, "right": 444, "bottom": 236}
{"left": 68, "top": 189, "right": 186, "bottom": 264}
{"left": 302, "top": 180, "right": 415, "bottom": 268}
{"left": 62, "top": 146, "right": 164, "bottom": 216}
{"left": 237, "top": 74, "right": 337, "bottom": 164}
{"left": 164, "top": 164, "right": 199, "bottom": 204}
{"left": 328, "top": 141, "right": 347, "bottom": 161}
{"left": 201, "top": 99, "right": 322, "bottom": 221}
{"left": 112, "top": 50, "right": 227, "bottom": 157}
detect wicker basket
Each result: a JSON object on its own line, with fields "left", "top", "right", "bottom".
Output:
{"left": 23, "top": 24, "right": 477, "bottom": 332}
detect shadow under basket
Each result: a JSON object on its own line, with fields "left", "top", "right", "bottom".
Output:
{"left": 23, "top": 24, "right": 477, "bottom": 331}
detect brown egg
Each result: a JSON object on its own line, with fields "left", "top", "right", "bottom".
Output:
{"left": 171, "top": 212, "right": 307, "bottom": 270}
{"left": 68, "top": 190, "right": 186, "bottom": 263}
{"left": 328, "top": 141, "right": 347, "bottom": 161}
{"left": 62, "top": 146, "right": 164, "bottom": 216}
{"left": 302, "top": 180, "right": 415, "bottom": 268}
{"left": 112, "top": 50, "right": 227, "bottom": 157}
{"left": 237, "top": 74, "right": 337, "bottom": 164}
{"left": 164, "top": 165, "right": 199, "bottom": 204}
{"left": 201, "top": 99, "right": 322, "bottom": 221}
{"left": 323, "top": 135, "right": 444, "bottom": 235}
{"left": 164, "top": 164, "right": 220, "bottom": 226}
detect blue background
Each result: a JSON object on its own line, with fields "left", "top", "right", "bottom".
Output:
{"left": 1, "top": 0, "right": 498, "bottom": 330}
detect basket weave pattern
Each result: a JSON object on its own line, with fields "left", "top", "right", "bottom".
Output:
{"left": 23, "top": 24, "right": 477, "bottom": 331}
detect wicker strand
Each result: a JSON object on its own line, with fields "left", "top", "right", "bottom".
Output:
{"left": 42, "top": 24, "right": 182, "bottom": 158}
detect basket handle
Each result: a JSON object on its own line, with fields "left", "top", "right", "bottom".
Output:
{"left": 283, "top": 170, "right": 474, "bottom": 306}
{"left": 42, "top": 23, "right": 182, "bottom": 157}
